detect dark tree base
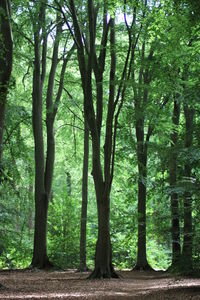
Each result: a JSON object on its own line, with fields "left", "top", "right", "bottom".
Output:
{"left": 77, "top": 266, "right": 90, "bottom": 273}
{"left": 133, "top": 263, "right": 154, "bottom": 271}
{"left": 30, "top": 257, "right": 54, "bottom": 270}
{"left": 88, "top": 266, "right": 119, "bottom": 279}
{"left": 168, "top": 262, "right": 194, "bottom": 275}
{"left": 167, "top": 264, "right": 180, "bottom": 273}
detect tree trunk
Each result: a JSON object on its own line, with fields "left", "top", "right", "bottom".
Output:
{"left": 68, "top": 0, "right": 118, "bottom": 278}
{"left": 31, "top": 29, "right": 50, "bottom": 268}
{"left": 132, "top": 36, "right": 154, "bottom": 271}
{"left": 136, "top": 168, "right": 148, "bottom": 269}
{"left": 134, "top": 114, "right": 152, "bottom": 270}
{"left": 31, "top": 8, "right": 66, "bottom": 268}
{"left": 0, "top": 0, "right": 13, "bottom": 163}
{"left": 135, "top": 150, "right": 152, "bottom": 270}
{"left": 169, "top": 98, "right": 181, "bottom": 269}
{"left": 45, "top": 119, "right": 55, "bottom": 199}
{"left": 79, "top": 120, "right": 89, "bottom": 272}
{"left": 0, "top": 3, "right": 12, "bottom": 287}
{"left": 32, "top": 194, "right": 50, "bottom": 268}
{"left": 181, "top": 105, "right": 194, "bottom": 271}
{"left": 89, "top": 192, "right": 118, "bottom": 278}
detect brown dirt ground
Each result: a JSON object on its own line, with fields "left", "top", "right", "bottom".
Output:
{"left": 0, "top": 269, "right": 200, "bottom": 299}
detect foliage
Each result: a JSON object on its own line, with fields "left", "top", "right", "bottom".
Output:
{"left": 0, "top": 0, "right": 199, "bottom": 272}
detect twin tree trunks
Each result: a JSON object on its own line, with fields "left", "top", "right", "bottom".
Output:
{"left": 68, "top": 0, "right": 120, "bottom": 278}
{"left": 31, "top": 3, "right": 70, "bottom": 268}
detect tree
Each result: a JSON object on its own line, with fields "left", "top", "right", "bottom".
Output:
{"left": 128, "top": 0, "right": 159, "bottom": 270}
{"left": 0, "top": 0, "right": 13, "bottom": 288}
{"left": 169, "top": 96, "right": 181, "bottom": 269}
{"left": 133, "top": 44, "right": 154, "bottom": 270}
{"left": 31, "top": 1, "right": 73, "bottom": 268}
{"left": 79, "top": 118, "right": 89, "bottom": 271}
{"left": 57, "top": 0, "right": 133, "bottom": 278}
{"left": 0, "top": 0, "right": 13, "bottom": 165}
{"left": 181, "top": 101, "right": 195, "bottom": 271}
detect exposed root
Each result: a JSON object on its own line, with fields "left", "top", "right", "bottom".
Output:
{"left": 29, "top": 258, "right": 54, "bottom": 270}
{"left": 133, "top": 263, "right": 154, "bottom": 271}
{"left": 167, "top": 263, "right": 196, "bottom": 277}
{"left": 76, "top": 266, "right": 90, "bottom": 273}
{"left": 88, "top": 267, "right": 119, "bottom": 279}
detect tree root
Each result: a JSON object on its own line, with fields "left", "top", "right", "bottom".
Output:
{"left": 133, "top": 263, "right": 154, "bottom": 271}
{"left": 29, "top": 257, "right": 54, "bottom": 270}
{"left": 76, "top": 266, "right": 90, "bottom": 273}
{"left": 88, "top": 266, "right": 119, "bottom": 279}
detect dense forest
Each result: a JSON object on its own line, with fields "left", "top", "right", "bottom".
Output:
{"left": 0, "top": 0, "right": 200, "bottom": 279}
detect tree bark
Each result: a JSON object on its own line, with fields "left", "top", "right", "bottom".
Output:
{"left": 136, "top": 168, "right": 148, "bottom": 269}
{"left": 0, "top": 1, "right": 12, "bottom": 287}
{"left": 44, "top": 15, "right": 62, "bottom": 199}
{"left": 31, "top": 19, "right": 50, "bottom": 267}
{"left": 68, "top": 0, "right": 122, "bottom": 278}
{"left": 31, "top": 7, "right": 68, "bottom": 268}
{"left": 89, "top": 190, "right": 118, "bottom": 278}
{"left": 89, "top": 16, "right": 118, "bottom": 279}
{"left": 79, "top": 119, "right": 89, "bottom": 272}
{"left": 0, "top": 0, "right": 13, "bottom": 164}
{"left": 181, "top": 104, "right": 194, "bottom": 271}
{"left": 169, "top": 98, "right": 181, "bottom": 269}
{"left": 134, "top": 126, "right": 152, "bottom": 270}
{"left": 133, "top": 43, "right": 153, "bottom": 270}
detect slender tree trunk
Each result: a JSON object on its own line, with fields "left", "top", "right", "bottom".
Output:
{"left": 132, "top": 36, "right": 154, "bottom": 270}
{"left": 0, "top": 1, "right": 12, "bottom": 287}
{"left": 0, "top": 0, "right": 13, "bottom": 164}
{"left": 31, "top": 2, "right": 52, "bottom": 268}
{"left": 0, "top": 102, "right": 6, "bottom": 165}
{"left": 135, "top": 142, "right": 151, "bottom": 270}
{"left": 89, "top": 17, "right": 118, "bottom": 278}
{"left": 44, "top": 14, "right": 62, "bottom": 199}
{"left": 181, "top": 105, "right": 194, "bottom": 271}
{"left": 169, "top": 98, "right": 181, "bottom": 269}
{"left": 79, "top": 119, "right": 89, "bottom": 271}
{"left": 45, "top": 118, "right": 55, "bottom": 198}
{"left": 31, "top": 8, "right": 68, "bottom": 268}
{"left": 31, "top": 29, "right": 50, "bottom": 268}
{"left": 136, "top": 165, "right": 148, "bottom": 269}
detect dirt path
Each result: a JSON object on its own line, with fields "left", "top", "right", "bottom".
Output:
{"left": 0, "top": 270, "right": 200, "bottom": 299}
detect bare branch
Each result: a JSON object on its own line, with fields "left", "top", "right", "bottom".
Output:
{"left": 55, "top": 0, "right": 80, "bottom": 48}
{"left": 52, "top": 43, "right": 76, "bottom": 120}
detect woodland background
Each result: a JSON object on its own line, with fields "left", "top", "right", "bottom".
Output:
{"left": 0, "top": 0, "right": 200, "bottom": 278}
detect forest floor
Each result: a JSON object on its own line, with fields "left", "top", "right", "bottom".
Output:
{"left": 0, "top": 269, "right": 200, "bottom": 299}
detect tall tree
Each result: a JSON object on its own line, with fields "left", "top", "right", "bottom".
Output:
{"left": 58, "top": 0, "right": 132, "bottom": 278}
{"left": 181, "top": 104, "right": 195, "bottom": 270}
{"left": 129, "top": 1, "right": 154, "bottom": 269}
{"left": 79, "top": 118, "right": 89, "bottom": 271}
{"left": 31, "top": 2, "right": 73, "bottom": 268}
{"left": 169, "top": 96, "right": 181, "bottom": 269}
{"left": 127, "top": 0, "right": 172, "bottom": 270}
{"left": 133, "top": 42, "right": 154, "bottom": 270}
{"left": 0, "top": 0, "right": 12, "bottom": 287}
{"left": 0, "top": 0, "right": 13, "bottom": 165}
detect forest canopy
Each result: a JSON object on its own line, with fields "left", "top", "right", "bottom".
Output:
{"left": 0, "top": 0, "right": 200, "bottom": 278}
